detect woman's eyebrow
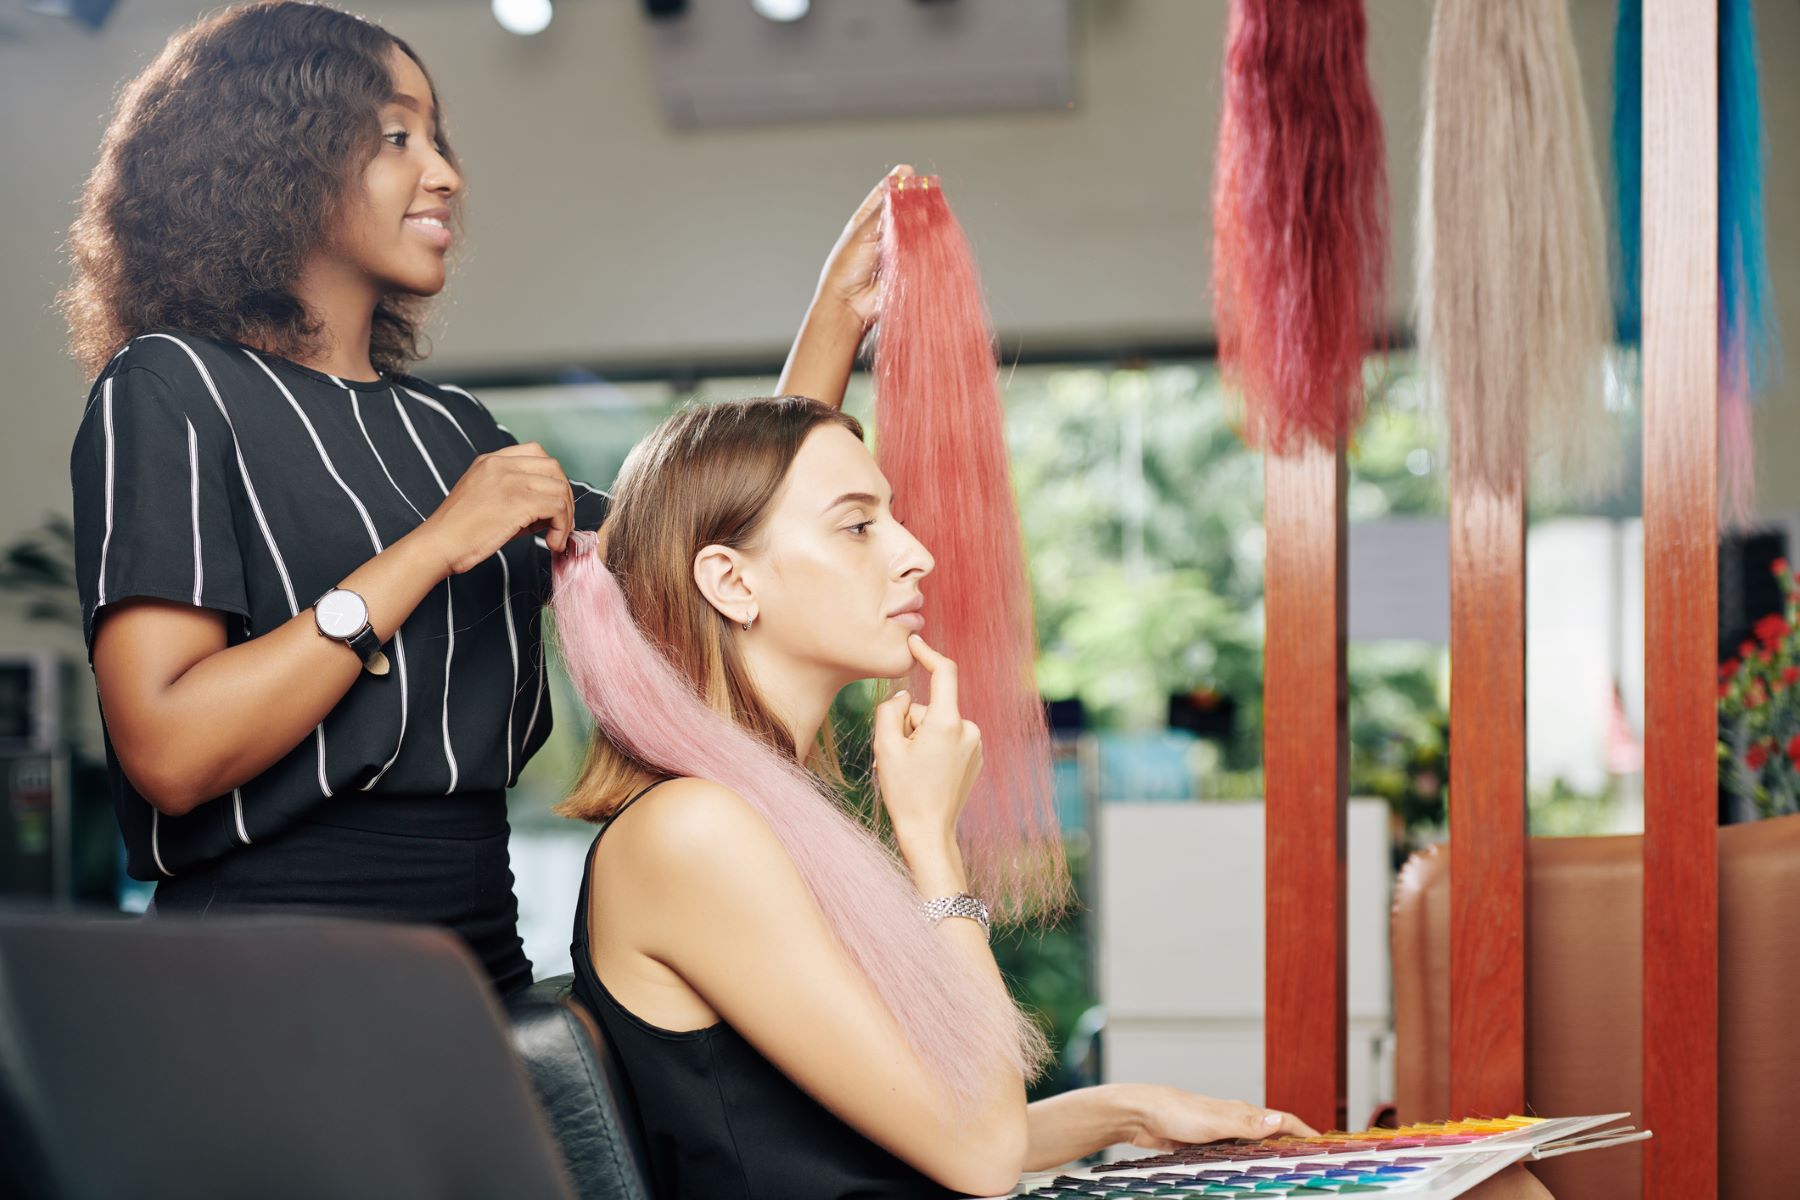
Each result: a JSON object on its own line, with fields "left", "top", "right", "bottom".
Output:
{"left": 384, "top": 92, "right": 438, "bottom": 122}
{"left": 820, "top": 491, "right": 894, "bottom": 514}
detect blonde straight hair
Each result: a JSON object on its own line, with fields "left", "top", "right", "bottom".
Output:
{"left": 1417, "top": 0, "right": 1617, "bottom": 498}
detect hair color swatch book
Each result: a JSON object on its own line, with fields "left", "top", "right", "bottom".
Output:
{"left": 991, "top": 1113, "right": 1650, "bottom": 1198}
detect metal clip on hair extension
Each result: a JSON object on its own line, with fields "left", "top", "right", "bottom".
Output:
{"left": 890, "top": 174, "right": 940, "bottom": 194}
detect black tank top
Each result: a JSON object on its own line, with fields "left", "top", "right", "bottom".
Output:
{"left": 569, "top": 778, "right": 968, "bottom": 1200}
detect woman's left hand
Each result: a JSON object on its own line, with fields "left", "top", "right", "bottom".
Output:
{"left": 813, "top": 163, "right": 915, "bottom": 328}
{"left": 1115, "top": 1085, "right": 1318, "bottom": 1150}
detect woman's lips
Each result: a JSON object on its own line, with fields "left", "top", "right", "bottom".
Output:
{"left": 404, "top": 215, "right": 452, "bottom": 250}
{"left": 889, "top": 612, "right": 926, "bottom": 632}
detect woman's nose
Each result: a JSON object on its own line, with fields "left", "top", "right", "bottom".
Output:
{"left": 425, "top": 153, "right": 463, "bottom": 199}
{"left": 896, "top": 530, "right": 934, "bottom": 581}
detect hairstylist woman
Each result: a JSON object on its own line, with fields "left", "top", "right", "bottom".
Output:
{"left": 64, "top": 0, "right": 895, "bottom": 997}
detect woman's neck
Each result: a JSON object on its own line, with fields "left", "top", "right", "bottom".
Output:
{"left": 741, "top": 642, "right": 842, "bottom": 759}
{"left": 290, "top": 254, "right": 381, "bottom": 381}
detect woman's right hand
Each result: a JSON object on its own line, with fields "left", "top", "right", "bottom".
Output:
{"left": 418, "top": 442, "right": 576, "bottom": 575}
{"left": 871, "top": 634, "right": 983, "bottom": 850}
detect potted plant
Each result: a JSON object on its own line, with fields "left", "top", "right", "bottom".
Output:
{"left": 1718, "top": 557, "right": 1800, "bottom": 819}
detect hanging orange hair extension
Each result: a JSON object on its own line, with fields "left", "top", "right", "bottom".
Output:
{"left": 1213, "top": 0, "right": 1389, "bottom": 451}
{"left": 873, "top": 174, "right": 1069, "bottom": 924}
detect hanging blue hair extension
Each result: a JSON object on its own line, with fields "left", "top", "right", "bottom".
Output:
{"left": 1719, "top": 0, "right": 1780, "bottom": 524}
{"left": 1720, "top": 0, "right": 1779, "bottom": 394}
{"left": 1610, "top": 0, "right": 1641, "bottom": 348}
{"left": 1621, "top": 0, "right": 1782, "bottom": 523}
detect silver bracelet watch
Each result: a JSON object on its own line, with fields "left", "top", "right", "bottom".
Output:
{"left": 919, "top": 893, "right": 991, "bottom": 941}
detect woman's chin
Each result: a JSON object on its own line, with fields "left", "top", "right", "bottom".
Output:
{"left": 381, "top": 261, "right": 448, "bottom": 298}
{"left": 847, "top": 650, "right": 915, "bottom": 684}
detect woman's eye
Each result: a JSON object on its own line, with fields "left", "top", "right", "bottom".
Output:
{"left": 846, "top": 521, "right": 874, "bottom": 536}
{"left": 384, "top": 130, "right": 409, "bottom": 147}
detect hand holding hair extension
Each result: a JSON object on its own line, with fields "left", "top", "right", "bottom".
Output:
{"left": 1419, "top": 0, "right": 1616, "bottom": 500}
{"left": 550, "top": 532, "right": 1049, "bottom": 1110}
{"left": 1212, "top": 0, "right": 1388, "bottom": 454}
{"left": 872, "top": 173, "right": 1070, "bottom": 924}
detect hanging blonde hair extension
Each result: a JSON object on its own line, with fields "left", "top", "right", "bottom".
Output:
{"left": 1417, "top": 0, "right": 1617, "bottom": 499}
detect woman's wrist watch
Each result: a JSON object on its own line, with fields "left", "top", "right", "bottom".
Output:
{"left": 920, "top": 893, "right": 991, "bottom": 941}
{"left": 313, "top": 587, "right": 390, "bottom": 676}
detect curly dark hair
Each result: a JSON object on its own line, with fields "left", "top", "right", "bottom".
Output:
{"left": 61, "top": 0, "right": 459, "bottom": 377}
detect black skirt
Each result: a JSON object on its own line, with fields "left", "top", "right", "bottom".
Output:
{"left": 150, "top": 790, "right": 533, "bottom": 997}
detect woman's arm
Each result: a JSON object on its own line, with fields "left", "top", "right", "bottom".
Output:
{"left": 94, "top": 526, "right": 448, "bottom": 814}
{"left": 1022, "top": 1085, "right": 1314, "bottom": 1174}
{"left": 775, "top": 298, "right": 868, "bottom": 411}
{"left": 94, "top": 444, "right": 575, "bottom": 814}
{"left": 602, "top": 778, "right": 1028, "bottom": 1198}
{"left": 774, "top": 165, "right": 914, "bottom": 409}
{"left": 1023, "top": 1086, "right": 1140, "bottom": 1172}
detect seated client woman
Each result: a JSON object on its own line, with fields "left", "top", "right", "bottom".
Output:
{"left": 549, "top": 396, "right": 1553, "bottom": 1200}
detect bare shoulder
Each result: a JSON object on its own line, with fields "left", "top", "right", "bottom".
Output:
{"left": 598, "top": 777, "right": 792, "bottom": 893}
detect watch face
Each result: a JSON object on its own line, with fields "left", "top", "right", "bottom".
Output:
{"left": 316, "top": 589, "right": 368, "bottom": 639}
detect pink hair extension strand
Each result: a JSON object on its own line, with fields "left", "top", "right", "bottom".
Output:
{"left": 551, "top": 534, "right": 1049, "bottom": 1111}
{"left": 872, "top": 173, "right": 1070, "bottom": 924}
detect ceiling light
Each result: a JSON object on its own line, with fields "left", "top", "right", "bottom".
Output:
{"left": 493, "top": 0, "right": 552, "bottom": 37}
{"left": 750, "top": 0, "right": 809, "bottom": 23}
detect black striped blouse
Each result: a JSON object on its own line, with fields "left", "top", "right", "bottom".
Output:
{"left": 69, "top": 330, "right": 609, "bottom": 881}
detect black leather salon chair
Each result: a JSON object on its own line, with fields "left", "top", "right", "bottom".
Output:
{"left": 504, "top": 973, "right": 653, "bottom": 1200}
{"left": 0, "top": 909, "right": 576, "bottom": 1200}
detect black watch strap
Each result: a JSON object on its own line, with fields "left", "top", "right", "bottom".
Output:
{"left": 345, "top": 625, "right": 388, "bottom": 674}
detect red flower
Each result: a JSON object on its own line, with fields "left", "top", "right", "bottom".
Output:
{"left": 1741, "top": 641, "right": 1757, "bottom": 660}
{"left": 1775, "top": 558, "right": 1791, "bottom": 578}
{"left": 1786, "top": 734, "right": 1800, "bottom": 766}
{"left": 1747, "top": 742, "right": 1771, "bottom": 770}
{"left": 1747, "top": 681, "right": 1770, "bottom": 708}
{"left": 1785, "top": 667, "right": 1800, "bottom": 685}
{"left": 1721, "top": 659, "right": 1741, "bottom": 680}
{"left": 1755, "top": 615, "right": 1790, "bottom": 647}
{"left": 1720, "top": 682, "right": 1734, "bottom": 699}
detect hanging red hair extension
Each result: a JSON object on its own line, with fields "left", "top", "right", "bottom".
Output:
{"left": 1213, "top": 0, "right": 1388, "bottom": 451}
{"left": 873, "top": 174, "right": 1069, "bottom": 924}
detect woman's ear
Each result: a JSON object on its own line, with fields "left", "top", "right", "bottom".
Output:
{"left": 693, "top": 544, "right": 755, "bottom": 625}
